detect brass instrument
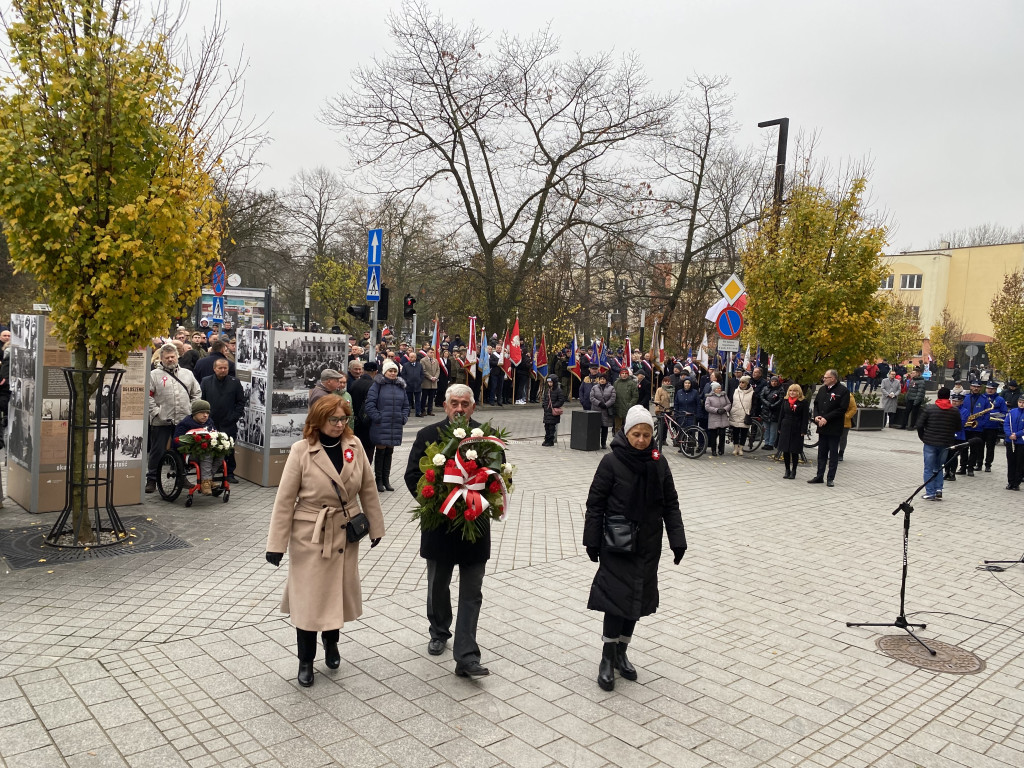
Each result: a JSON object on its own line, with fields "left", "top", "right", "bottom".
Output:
{"left": 965, "top": 403, "right": 996, "bottom": 429}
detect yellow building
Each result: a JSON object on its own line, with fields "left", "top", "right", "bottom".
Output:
{"left": 882, "top": 241, "right": 1024, "bottom": 342}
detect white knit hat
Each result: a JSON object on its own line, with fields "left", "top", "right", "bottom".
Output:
{"left": 623, "top": 405, "right": 655, "bottom": 434}
{"left": 382, "top": 359, "right": 399, "bottom": 375}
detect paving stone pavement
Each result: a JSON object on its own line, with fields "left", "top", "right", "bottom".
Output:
{"left": 3, "top": 401, "right": 1024, "bottom": 767}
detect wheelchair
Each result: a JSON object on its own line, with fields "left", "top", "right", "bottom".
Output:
{"left": 156, "top": 449, "right": 231, "bottom": 507}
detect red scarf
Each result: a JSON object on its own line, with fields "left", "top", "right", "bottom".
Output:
{"left": 935, "top": 398, "right": 953, "bottom": 410}
{"left": 788, "top": 396, "right": 798, "bottom": 410}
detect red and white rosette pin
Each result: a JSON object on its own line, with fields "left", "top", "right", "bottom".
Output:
{"left": 344, "top": 448, "right": 355, "bottom": 463}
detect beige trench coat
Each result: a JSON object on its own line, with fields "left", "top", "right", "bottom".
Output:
{"left": 266, "top": 435, "right": 385, "bottom": 632}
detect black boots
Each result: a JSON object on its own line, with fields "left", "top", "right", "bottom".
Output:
{"left": 616, "top": 642, "right": 637, "bottom": 681}
{"left": 324, "top": 640, "right": 340, "bottom": 670}
{"left": 598, "top": 642, "right": 616, "bottom": 691}
{"left": 374, "top": 452, "right": 386, "bottom": 492}
{"left": 297, "top": 661, "right": 314, "bottom": 687}
{"left": 382, "top": 450, "right": 395, "bottom": 492}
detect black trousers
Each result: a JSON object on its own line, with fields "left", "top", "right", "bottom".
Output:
{"left": 816, "top": 433, "right": 841, "bottom": 481}
{"left": 707, "top": 428, "right": 726, "bottom": 454}
{"left": 146, "top": 424, "right": 174, "bottom": 482}
{"left": 426, "top": 559, "right": 485, "bottom": 665}
{"left": 602, "top": 614, "right": 637, "bottom": 642}
{"left": 600, "top": 426, "right": 609, "bottom": 447}
{"left": 983, "top": 429, "right": 1001, "bottom": 468}
{"left": 1007, "top": 443, "right": 1024, "bottom": 488}
{"left": 783, "top": 452, "right": 800, "bottom": 473}
{"left": 967, "top": 432, "right": 984, "bottom": 469}
{"left": 905, "top": 402, "right": 923, "bottom": 429}
{"left": 543, "top": 423, "right": 556, "bottom": 444}
{"left": 355, "top": 427, "right": 375, "bottom": 465}
{"left": 295, "top": 627, "right": 339, "bottom": 662}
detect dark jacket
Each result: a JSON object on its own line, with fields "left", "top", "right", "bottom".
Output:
{"left": 673, "top": 386, "right": 702, "bottom": 425}
{"left": 637, "top": 376, "right": 651, "bottom": 408}
{"left": 348, "top": 373, "right": 375, "bottom": 434}
{"left": 365, "top": 374, "right": 410, "bottom": 446}
{"left": 173, "top": 414, "right": 217, "bottom": 442}
{"left": 192, "top": 351, "right": 235, "bottom": 383}
{"left": 582, "top": 432, "right": 687, "bottom": 619}
{"left": 760, "top": 383, "right": 785, "bottom": 423}
{"left": 917, "top": 400, "right": 963, "bottom": 447}
{"left": 178, "top": 349, "right": 201, "bottom": 371}
{"left": 812, "top": 383, "right": 850, "bottom": 436}
{"left": 905, "top": 377, "right": 927, "bottom": 406}
{"left": 579, "top": 374, "right": 600, "bottom": 411}
{"left": 200, "top": 374, "right": 245, "bottom": 437}
{"left": 542, "top": 382, "right": 566, "bottom": 424}
{"left": 778, "top": 397, "right": 809, "bottom": 453}
{"left": 404, "top": 417, "right": 489, "bottom": 564}
{"left": 401, "top": 360, "right": 423, "bottom": 392}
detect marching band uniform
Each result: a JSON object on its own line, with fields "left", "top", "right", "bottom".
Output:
{"left": 959, "top": 385, "right": 990, "bottom": 476}
{"left": 1003, "top": 401, "right": 1024, "bottom": 490}
{"left": 982, "top": 383, "right": 1008, "bottom": 472}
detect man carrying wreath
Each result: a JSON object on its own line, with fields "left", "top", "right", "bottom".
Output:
{"left": 404, "top": 384, "right": 491, "bottom": 677}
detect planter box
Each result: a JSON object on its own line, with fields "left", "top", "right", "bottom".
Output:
{"left": 852, "top": 407, "right": 885, "bottom": 431}
{"left": 889, "top": 406, "right": 908, "bottom": 428}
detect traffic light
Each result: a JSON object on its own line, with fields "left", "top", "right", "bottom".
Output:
{"left": 403, "top": 293, "right": 416, "bottom": 318}
{"left": 378, "top": 285, "right": 390, "bottom": 318}
{"left": 347, "top": 305, "right": 370, "bottom": 323}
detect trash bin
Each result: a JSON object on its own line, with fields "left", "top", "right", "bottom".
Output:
{"left": 570, "top": 410, "right": 602, "bottom": 451}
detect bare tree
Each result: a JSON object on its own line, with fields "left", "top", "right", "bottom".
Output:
{"left": 321, "top": 0, "right": 675, "bottom": 329}
{"left": 932, "top": 223, "right": 1024, "bottom": 249}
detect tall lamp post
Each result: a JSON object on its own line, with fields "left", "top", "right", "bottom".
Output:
{"left": 757, "top": 117, "right": 789, "bottom": 210}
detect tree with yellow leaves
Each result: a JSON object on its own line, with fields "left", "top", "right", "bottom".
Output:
{"left": 742, "top": 176, "right": 889, "bottom": 385}
{"left": 989, "top": 271, "right": 1024, "bottom": 382}
{"left": 0, "top": 1, "right": 230, "bottom": 541}
{"left": 876, "top": 293, "right": 922, "bottom": 368}
{"left": 928, "top": 308, "right": 964, "bottom": 382}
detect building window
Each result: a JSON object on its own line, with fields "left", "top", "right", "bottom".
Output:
{"left": 908, "top": 306, "right": 920, "bottom": 319}
{"left": 879, "top": 275, "right": 894, "bottom": 290}
{"left": 900, "top": 274, "right": 922, "bottom": 290}
{"left": 598, "top": 278, "right": 607, "bottom": 291}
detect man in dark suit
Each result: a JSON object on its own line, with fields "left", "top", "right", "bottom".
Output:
{"left": 404, "top": 383, "right": 490, "bottom": 677}
{"left": 200, "top": 358, "right": 245, "bottom": 482}
{"left": 808, "top": 369, "right": 850, "bottom": 487}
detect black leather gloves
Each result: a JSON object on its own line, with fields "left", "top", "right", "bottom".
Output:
{"left": 672, "top": 547, "right": 686, "bottom": 565}
{"left": 587, "top": 547, "right": 600, "bottom": 563}
{"left": 265, "top": 552, "right": 283, "bottom": 567}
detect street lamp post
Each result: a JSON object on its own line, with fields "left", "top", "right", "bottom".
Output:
{"left": 757, "top": 117, "right": 790, "bottom": 210}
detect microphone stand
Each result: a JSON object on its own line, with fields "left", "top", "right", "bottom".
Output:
{"left": 846, "top": 448, "right": 961, "bottom": 656}
{"left": 985, "top": 438, "right": 1024, "bottom": 568}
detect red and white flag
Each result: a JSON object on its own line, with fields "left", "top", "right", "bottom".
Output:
{"left": 466, "top": 316, "right": 478, "bottom": 378}
{"left": 509, "top": 316, "right": 522, "bottom": 365}
{"left": 743, "top": 343, "right": 752, "bottom": 371}
{"left": 624, "top": 337, "right": 633, "bottom": 371}
{"left": 501, "top": 328, "right": 513, "bottom": 377}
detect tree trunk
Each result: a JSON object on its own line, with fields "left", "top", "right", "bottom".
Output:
{"left": 70, "top": 347, "right": 97, "bottom": 544}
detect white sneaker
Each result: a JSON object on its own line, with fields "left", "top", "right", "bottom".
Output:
{"left": 515, "top": 399, "right": 526, "bottom": 405}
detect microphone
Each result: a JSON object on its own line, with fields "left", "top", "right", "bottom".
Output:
{"left": 948, "top": 437, "right": 984, "bottom": 451}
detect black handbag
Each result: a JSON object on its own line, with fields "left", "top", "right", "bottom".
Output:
{"left": 603, "top": 514, "right": 637, "bottom": 554}
{"left": 333, "top": 482, "right": 370, "bottom": 543}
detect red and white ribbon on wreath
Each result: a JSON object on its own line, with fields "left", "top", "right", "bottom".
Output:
{"left": 439, "top": 436, "right": 509, "bottom": 521}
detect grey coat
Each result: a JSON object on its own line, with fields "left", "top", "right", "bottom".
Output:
{"left": 879, "top": 377, "right": 901, "bottom": 414}
{"left": 704, "top": 391, "right": 731, "bottom": 430}
{"left": 589, "top": 383, "right": 617, "bottom": 427}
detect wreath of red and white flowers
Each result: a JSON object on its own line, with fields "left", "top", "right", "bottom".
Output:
{"left": 412, "top": 416, "right": 516, "bottom": 543}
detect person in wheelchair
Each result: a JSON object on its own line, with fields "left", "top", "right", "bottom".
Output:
{"left": 174, "top": 399, "right": 218, "bottom": 495}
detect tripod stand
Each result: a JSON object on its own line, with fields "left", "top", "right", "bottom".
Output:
{"left": 846, "top": 447, "right": 961, "bottom": 655}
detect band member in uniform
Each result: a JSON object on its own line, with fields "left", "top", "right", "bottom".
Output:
{"left": 982, "top": 380, "right": 1008, "bottom": 472}
{"left": 958, "top": 380, "right": 989, "bottom": 476}
{"left": 1003, "top": 394, "right": 1024, "bottom": 490}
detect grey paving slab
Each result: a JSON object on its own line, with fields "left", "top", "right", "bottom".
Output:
{"left": 4, "top": 403, "right": 1024, "bottom": 766}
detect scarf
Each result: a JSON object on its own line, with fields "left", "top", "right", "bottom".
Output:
{"left": 935, "top": 398, "right": 953, "bottom": 410}
{"left": 610, "top": 434, "right": 663, "bottom": 522}
{"left": 788, "top": 396, "right": 798, "bottom": 410}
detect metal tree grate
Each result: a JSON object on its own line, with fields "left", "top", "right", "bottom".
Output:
{"left": 0, "top": 516, "right": 190, "bottom": 570}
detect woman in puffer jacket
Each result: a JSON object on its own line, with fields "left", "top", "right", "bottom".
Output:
{"left": 364, "top": 359, "right": 410, "bottom": 492}
{"left": 588, "top": 373, "right": 617, "bottom": 449}
{"left": 703, "top": 382, "right": 730, "bottom": 457}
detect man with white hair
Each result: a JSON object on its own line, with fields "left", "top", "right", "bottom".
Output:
{"left": 404, "top": 384, "right": 492, "bottom": 678}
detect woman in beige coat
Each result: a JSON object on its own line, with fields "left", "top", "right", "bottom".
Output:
{"left": 728, "top": 375, "right": 755, "bottom": 456}
{"left": 265, "top": 396, "right": 386, "bottom": 687}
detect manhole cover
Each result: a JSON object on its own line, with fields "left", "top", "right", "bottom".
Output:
{"left": 0, "top": 516, "right": 190, "bottom": 570}
{"left": 876, "top": 635, "right": 985, "bottom": 674}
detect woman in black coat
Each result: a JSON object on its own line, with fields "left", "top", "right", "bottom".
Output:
{"left": 583, "top": 405, "right": 687, "bottom": 691}
{"left": 777, "top": 383, "right": 809, "bottom": 479}
{"left": 541, "top": 374, "right": 566, "bottom": 447}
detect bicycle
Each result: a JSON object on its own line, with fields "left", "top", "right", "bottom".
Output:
{"left": 657, "top": 411, "right": 707, "bottom": 459}
{"left": 724, "top": 416, "right": 765, "bottom": 452}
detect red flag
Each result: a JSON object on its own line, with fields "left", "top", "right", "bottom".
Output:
{"left": 537, "top": 331, "right": 548, "bottom": 377}
{"left": 501, "top": 329, "right": 513, "bottom": 377}
{"left": 624, "top": 337, "right": 633, "bottom": 371}
{"left": 466, "top": 316, "right": 477, "bottom": 378}
{"left": 509, "top": 316, "right": 522, "bottom": 365}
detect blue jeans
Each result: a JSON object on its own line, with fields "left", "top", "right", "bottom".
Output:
{"left": 923, "top": 444, "right": 948, "bottom": 497}
{"left": 764, "top": 420, "right": 779, "bottom": 448}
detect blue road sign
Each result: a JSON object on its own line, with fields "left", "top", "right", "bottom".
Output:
{"left": 211, "top": 295, "right": 225, "bottom": 321}
{"left": 716, "top": 307, "right": 743, "bottom": 339}
{"left": 366, "top": 265, "right": 381, "bottom": 301}
{"left": 367, "top": 229, "right": 383, "bottom": 265}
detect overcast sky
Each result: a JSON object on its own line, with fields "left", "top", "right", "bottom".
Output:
{"left": 196, "top": 0, "right": 1024, "bottom": 252}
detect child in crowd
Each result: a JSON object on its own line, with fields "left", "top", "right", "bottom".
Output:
{"left": 174, "top": 400, "right": 217, "bottom": 494}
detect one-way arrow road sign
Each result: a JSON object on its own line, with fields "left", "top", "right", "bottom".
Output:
{"left": 367, "top": 229, "right": 382, "bottom": 266}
